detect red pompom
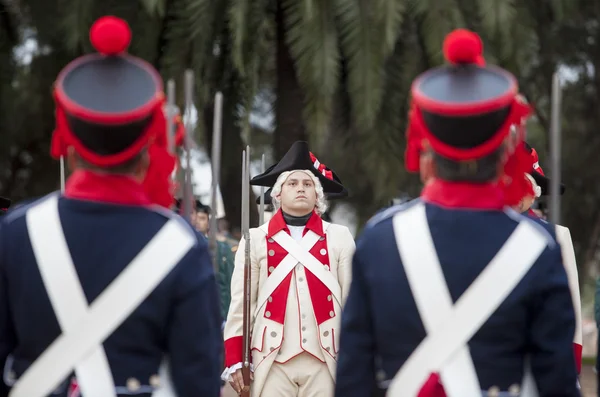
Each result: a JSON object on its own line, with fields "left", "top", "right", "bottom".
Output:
{"left": 443, "top": 29, "right": 483, "bottom": 65}
{"left": 89, "top": 16, "right": 131, "bottom": 55}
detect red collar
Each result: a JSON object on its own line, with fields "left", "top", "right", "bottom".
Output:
{"left": 421, "top": 179, "right": 505, "bottom": 210}
{"left": 65, "top": 170, "right": 151, "bottom": 206}
{"left": 267, "top": 209, "right": 324, "bottom": 237}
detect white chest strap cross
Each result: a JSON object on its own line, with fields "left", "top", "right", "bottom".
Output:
{"left": 270, "top": 230, "right": 342, "bottom": 307}
{"left": 387, "top": 203, "right": 546, "bottom": 397}
{"left": 254, "top": 228, "right": 321, "bottom": 317}
{"left": 11, "top": 195, "right": 195, "bottom": 397}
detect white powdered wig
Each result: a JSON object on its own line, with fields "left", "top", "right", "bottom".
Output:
{"left": 270, "top": 170, "right": 328, "bottom": 215}
{"left": 524, "top": 172, "right": 541, "bottom": 198}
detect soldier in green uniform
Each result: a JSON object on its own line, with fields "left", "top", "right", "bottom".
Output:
{"left": 174, "top": 198, "right": 237, "bottom": 320}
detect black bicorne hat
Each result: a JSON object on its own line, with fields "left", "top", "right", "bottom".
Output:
{"left": 250, "top": 141, "right": 346, "bottom": 195}
{"left": 523, "top": 142, "right": 565, "bottom": 196}
{"left": 51, "top": 16, "right": 164, "bottom": 167}
{"left": 174, "top": 198, "right": 211, "bottom": 213}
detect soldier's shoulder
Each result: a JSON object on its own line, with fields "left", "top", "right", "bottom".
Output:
{"left": 502, "top": 208, "right": 556, "bottom": 247}
{"left": 2, "top": 193, "right": 58, "bottom": 226}
{"left": 365, "top": 198, "right": 422, "bottom": 229}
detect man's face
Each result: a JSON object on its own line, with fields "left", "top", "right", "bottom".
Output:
{"left": 277, "top": 171, "right": 317, "bottom": 215}
{"left": 193, "top": 211, "right": 210, "bottom": 234}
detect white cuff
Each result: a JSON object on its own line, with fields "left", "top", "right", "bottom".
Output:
{"left": 220, "top": 362, "right": 254, "bottom": 382}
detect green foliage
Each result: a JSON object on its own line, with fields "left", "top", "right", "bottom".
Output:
{"left": 4, "top": 0, "right": 600, "bottom": 290}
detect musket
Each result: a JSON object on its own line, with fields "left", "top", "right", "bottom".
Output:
{"left": 181, "top": 70, "right": 195, "bottom": 221}
{"left": 166, "top": 79, "right": 176, "bottom": 155}
{"left": 549, "top": 72, "right": 562, "bottom": 224}
{"left": 259, "top": 154, "right": 265, "bottom": 224}
{"left": 59, "top": 155, "right": 66, "bottom": 192}
{"left": 241, "top": 146, "right": 252, "bottom": 397}
{"left": 208, "top": 92, "right": 223, "bottom": 263}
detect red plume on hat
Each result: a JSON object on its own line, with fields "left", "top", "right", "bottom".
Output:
{"left": 51, "top": 16, "right": 181, "bottom": 208}
{"left": 405, "top": 28, "right": 532, "bottom": 205}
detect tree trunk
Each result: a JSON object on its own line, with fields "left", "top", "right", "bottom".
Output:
{"left": 204, "top": 92, "right": 259, "bottom": 235}
{"left": 274, "top": 0, "right": 307, "bottom": 159}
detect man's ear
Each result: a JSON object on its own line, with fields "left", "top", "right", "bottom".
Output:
{"left": 66, "top": 146, "right": 78, "bottom": 172}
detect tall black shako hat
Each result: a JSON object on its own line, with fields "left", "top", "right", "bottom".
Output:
{"left": 51, "top": 16, "right": 165, "bottom": 166}
{"left": 405, "top": 29, "right": 532, "bottom": 205}
{"left": 50, "top": 16, "right": 177, "bottom": 207}
{"left": 255, "top": 163, "right": 347, "bottom": 205}
{"left": 250, "top": 141, "right": 346, "bottom": 195}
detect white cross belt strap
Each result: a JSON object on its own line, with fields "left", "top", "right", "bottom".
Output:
{"left": 11, "top": 195, "right": 195, "bottom": 397}
{"left": 254, "top": 230, "right": 321, "bottom": 317}
{"left": 270, "top": 230, "right": 342, "bottom": 306}
{"left": 387, "top": 203, "right": 546, "bottom": 397}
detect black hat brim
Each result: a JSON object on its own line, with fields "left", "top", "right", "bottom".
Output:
{"left": 531, "top": 171, "right": 565, "bottom": 196}
{"left": 249, "top": 141, "right": 345, "bottom": 194}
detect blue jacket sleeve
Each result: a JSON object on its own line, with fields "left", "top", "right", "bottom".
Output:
{"left": 167, "top": 236, "right": 223, "bottom": 397}
{"left": 334, "top": 237, "right": 376, "bottom": 397}
{"left": 528, "top": 242, "right": 579, "bottom": 396}
{"left": 0, "top": 222, "right": 15, "bottom": 397}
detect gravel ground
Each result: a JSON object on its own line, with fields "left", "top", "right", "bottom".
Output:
{"left": 582, "top": 365, "right": 596, "bottom": 397}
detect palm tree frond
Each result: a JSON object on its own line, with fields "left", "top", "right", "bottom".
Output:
{"left": 283, "top": 0, "right": 340, "bottom": 137}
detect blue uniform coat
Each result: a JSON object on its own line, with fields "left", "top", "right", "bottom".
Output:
{"left": 0, "top": 173, "right": 223, "bottom": 397}
{"left": 335, "top": 183, "right": 578, "bottom": 397}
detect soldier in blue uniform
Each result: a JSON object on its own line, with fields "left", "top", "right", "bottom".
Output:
{"left": 335, "top": 29, "right": 579, "bottom": 397}
{"left": 0, "top": 16, "right": 222, "bottom": 397}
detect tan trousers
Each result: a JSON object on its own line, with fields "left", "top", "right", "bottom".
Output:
{"left": 260, "top": 352, "right": 333, "bottom": 397}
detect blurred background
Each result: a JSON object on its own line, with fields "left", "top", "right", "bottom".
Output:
{"left": 1, "top": 0, "right": 599, "bottom": 390}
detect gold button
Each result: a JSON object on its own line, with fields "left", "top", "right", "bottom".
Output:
{"left": 487, "top": 386, "right": 500, "bottom": 397}
{"left": 323, "top": 330, "right": 329, "bottom": 337}
{"left": 327, "top": 295, "right": 332, "bottom": 301}
{"left": 271, "top": 331, "right": 277, "bottom": 337}
{"left": 268, "top": 266, "right": 275, "bottom": 272}
{"left": 149, "top": 374, "right": 160, "bottom": 387}
{"left": 268, "top": 296, "right": 273, "bottom": 302}
{"left": 329, "top": 311, "right": 334, "bottom": 317}
{"left": 268, "top": 238, "right": 274, "bottom": 243}
{"left": 268, "top": 250, "right": 275, "bottom": 256}
{"left": 508, "top": 384, "right": 520, "bottom": 396}
{"left": 265, "top": 311, "right": 271, "bottom": 318}
{"left": 127, "top": 378, "right": 141, "bottom": 392}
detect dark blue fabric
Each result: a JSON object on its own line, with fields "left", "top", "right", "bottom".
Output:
{"left": 0, "top": 194, "right": 222, "bottom": 396}
{"left": 335, "top": 201, "right": 578, "bottom": 397}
